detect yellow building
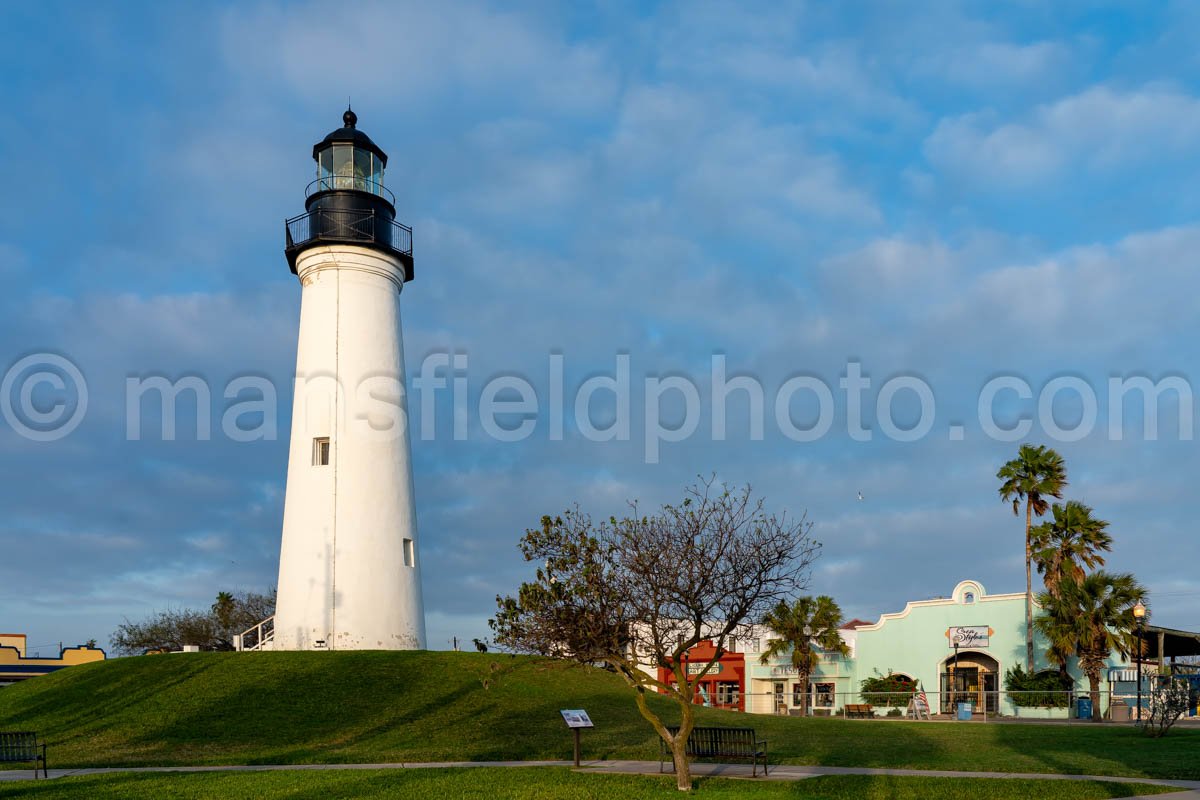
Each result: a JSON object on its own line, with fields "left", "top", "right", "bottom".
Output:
{"left": 0, "top": 634, "right": 106, "bottom": 684}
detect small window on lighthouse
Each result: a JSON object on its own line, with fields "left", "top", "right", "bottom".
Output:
{"left": 403, "top": 538, "right": 415, "bottom": 567}
{"left": 312, "top": 437, "right": 331, "bottom": 466}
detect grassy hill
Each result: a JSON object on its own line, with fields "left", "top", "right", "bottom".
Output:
{"left": 1, "top": 651, "right": 1199, "bottom": 780}
{"left": 0, "top": 651, "right": 667, "bottom": 766}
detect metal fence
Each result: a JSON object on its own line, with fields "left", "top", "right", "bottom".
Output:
{"left": 710, "top": 689, "right": 1176, "bottom": 723}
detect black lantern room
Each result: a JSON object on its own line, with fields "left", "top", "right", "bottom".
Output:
{"left": 285, "top": 108, "right": 414, "bottom": 281}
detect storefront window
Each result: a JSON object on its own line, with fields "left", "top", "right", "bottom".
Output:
{"left": 813, "top": 682, "right": 835, "bottom": 708}
{"left": 792, "top": 683, "right": 804, "bottom": 707}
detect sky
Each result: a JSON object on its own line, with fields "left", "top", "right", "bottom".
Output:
{"left": 2, "top": 1, "right": 1199, "bottom": 656}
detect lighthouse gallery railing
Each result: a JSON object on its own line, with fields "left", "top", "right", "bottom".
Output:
{"left": 285, "top": 208, "right": 413, "bottom": 260}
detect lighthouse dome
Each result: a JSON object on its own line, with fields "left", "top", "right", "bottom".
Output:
{"left": 312, "top": 108, "right": 388, "bottom": 167}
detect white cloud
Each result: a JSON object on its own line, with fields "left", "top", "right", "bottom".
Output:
{"left": 925, "top": 84, "right": 1200, "bottom": 184}
{"left": 916, "top": 40, "right": 1077, "bottom": 90}
{"left": 607, "top": 85, "right": 881, "bottom": 227}
{"left": 220, "top": 1, "right": 618, "bottom": 115}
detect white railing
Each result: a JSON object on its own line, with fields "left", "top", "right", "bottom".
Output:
{"left": 700, "top": 688, "right": 1198, "bottom": 723}
{"left": 235, "top": 615, "right": 275, "bottom": 652}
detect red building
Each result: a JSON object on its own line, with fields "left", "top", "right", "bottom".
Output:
{"left": 657, "top": 639, "right": 746, "bottom": 711}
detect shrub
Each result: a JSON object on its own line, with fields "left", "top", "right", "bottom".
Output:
{"left": 1004, "top": 666, "right": 1071, "bottom": 708}
{"left": 860, "top": 671, "right": 916, "bottom": 707}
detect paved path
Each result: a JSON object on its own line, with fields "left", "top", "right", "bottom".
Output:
{"left": 2, "top": 760, "right": 1198, "bottom": 798}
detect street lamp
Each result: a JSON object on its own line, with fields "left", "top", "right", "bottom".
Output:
{"left": 1133, "top": 601, "right": 1147, "bottom": 724}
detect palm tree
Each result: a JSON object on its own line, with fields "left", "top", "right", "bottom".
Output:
{"left": 1030, "top": 501, "right": 1112, "bottom": 599}
{"left": 759, "top": 596, "right": 849, "bottom": 716}
{"left": 1034, "top": 571, "right": 1146, "bottom": 721}
{"left": 998, "top": 444, "right": 1068, "bottom": 670}
{"left": 212, "top": 591, "right": 236, "bottom": 634}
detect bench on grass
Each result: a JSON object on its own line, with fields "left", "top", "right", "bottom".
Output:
{"left": 0, "top": 732, "right": 47, "bottom": 779}
{"left": 659, "top": 726, "right": 769, "bottom": 777}
{"left": 844, "top": 703, "right": 874, "bottom": 718}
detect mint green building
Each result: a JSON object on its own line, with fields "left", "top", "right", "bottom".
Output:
{"left": 743, "top": 579, "right": 1137, "bottom": 718}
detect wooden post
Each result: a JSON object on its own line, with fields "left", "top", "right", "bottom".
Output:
{"left": 573, "top": 727, "right": 581, "bottom": 767}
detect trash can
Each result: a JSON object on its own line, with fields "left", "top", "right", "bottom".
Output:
{"left": 956, "top": 702, "right": 974, "bottom": 720}
{"left": 1076, "top": 697, "right": 1093, "bottom": 720}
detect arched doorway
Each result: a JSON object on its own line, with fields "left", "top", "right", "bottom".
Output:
{"left": 940, "top": 651, "right": 1000, "bottom": 715}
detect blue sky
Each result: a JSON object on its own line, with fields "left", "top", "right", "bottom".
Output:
{"left": 3, "top": 1, "right": 1200, "bottom": 654}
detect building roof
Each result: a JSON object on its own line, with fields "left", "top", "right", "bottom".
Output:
{"left": 1141, "top": 624, "right": 1200, "bottom": 659}
{"left": 840, "top": 619, "right": 872, "bottom": 630}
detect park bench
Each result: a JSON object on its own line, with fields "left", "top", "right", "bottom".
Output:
{"left": 844, "top": 703, "right": 874, "bottom": 718}
{"left": 0, "top": 732, "right": 47, "bottom": 778}
{"left": 659, "top": 726, "right": 769, "bottom": 777}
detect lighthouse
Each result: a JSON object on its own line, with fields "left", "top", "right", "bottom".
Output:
{"left": 272, "top": 109, "right": 426, "bottom": 650}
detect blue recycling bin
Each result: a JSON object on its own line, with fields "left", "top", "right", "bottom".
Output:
{"left": 1076, "top": 697, "right": 1093, "bottom": 719}
{"left": 956, "top": 702, "right": 974, "bottom": 720}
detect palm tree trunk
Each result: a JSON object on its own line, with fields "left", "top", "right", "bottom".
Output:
{"left": 1088, "top": 672, "right": 1101, "bottom": 722}
{"left": 1025, "top": 500, "right": 1034, "bottom": 671}
{"left": 798, "top": 669, "right": 809, "bottom": 716}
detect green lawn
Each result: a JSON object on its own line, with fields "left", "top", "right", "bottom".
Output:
{"left": 0, "top": 652, "right": 1197, "bottom": 780}
{"left": 0, "top": 769, "right": 1179, "bottom": 800}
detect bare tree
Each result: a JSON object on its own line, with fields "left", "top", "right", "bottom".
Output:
{"left": 490, "top": 478, "right": 819, "bottom": 791}
{"left": 1142, "top": 677, "right": 1194, "bottom": 738}
{"left": 111, "top": 589, "right": 276, "bottom": 654}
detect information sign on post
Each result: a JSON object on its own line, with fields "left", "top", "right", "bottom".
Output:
{"left": 560, "top": 709, "right": 594, "bottom": 766}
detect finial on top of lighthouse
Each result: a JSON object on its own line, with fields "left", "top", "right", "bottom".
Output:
{"left": 344, "top": 105, "right": 357, "bottom": 128}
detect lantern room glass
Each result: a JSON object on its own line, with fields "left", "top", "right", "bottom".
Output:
{"left": 318, "top": 148, "right": 334, "bottom": 191}
{"left": 315, "top": 145, "right": 385, "bottom": 197}
{"left": 371, "top": 155, "right": 383, "bottom": 191}
{"left": 333, "top": 145, "right": 354, "bottom": 190}
{"left": 354, "top": 149, "right": 372, "bottom": 193}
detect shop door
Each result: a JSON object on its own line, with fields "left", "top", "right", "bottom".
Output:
{"left": 940, "top": 668, "right": 979, "bottom": 714}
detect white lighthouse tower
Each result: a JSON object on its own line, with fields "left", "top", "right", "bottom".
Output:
{"left": 272, "top": 109, "right": 426, "bottom": 650}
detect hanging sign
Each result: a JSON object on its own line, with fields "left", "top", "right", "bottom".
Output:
{"left": 947, "top": 626, "right": 992, "bottom": 648}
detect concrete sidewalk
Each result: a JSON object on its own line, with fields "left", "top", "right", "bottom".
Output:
{"left": 584, "top": 761, "right": 1200, "bottom": 798}
{"left": 2, "top": 759, "right": 1197, "bottom": 798}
